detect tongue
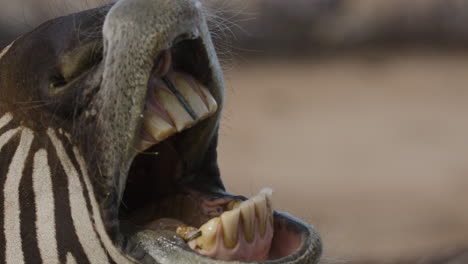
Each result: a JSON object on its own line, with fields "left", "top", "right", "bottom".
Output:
{"left": 137, "top": 71, "right": 218, "bottom": 151}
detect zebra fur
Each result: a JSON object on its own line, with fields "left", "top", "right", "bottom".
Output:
{"left": 0, "top": 112, "right": 134, "bottom": 264}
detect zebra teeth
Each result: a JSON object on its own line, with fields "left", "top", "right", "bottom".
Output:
{"left": 186, "top": 189, "right": 274, "bottom": 260}
{"left": 138, "top": 73, "right": 218, "bottom": 151}
{"left": 142, "top": 110, "right": 176, "bottom": 143}
{"left": 219, "top": 190, "right": 273, "bottom": 247}
{"left": 200, "top": 85, "right": 218, "bottom": 114}
{"left": 227, "top": 199, "right": 242, "bottom": 210}
{"left": 169, "top": 73, "right": 210, "bottom": 119}
{"left": 261, "top": 188, "right": 274, "bottom": 225}
{"left": 176, "top": 225, "right": 200, "bottom": 241}
{"left": 253, "top": 190, "right": 269, "bottom": 237}
{"left": 156, "top": 87, "right": 194, "bottom": 132}
{"left": 136, "top": 138, "right": 157, "bottom": 152}
{"left": 240, "top": 200, "right": 256, "bottom": 243}
{"left": 220, "top": 207, "right": 241, "bottom": 249}
{"left": 194, "top": 217, "right": 220, "bottom": 251}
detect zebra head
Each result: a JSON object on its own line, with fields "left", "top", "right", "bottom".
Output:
{"left": 0, "top": 0, "right": 322, "bottom": 263}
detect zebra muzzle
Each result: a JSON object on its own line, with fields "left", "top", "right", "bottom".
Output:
{"left": 138, "top": 50, "right": 218, "bottom": 151}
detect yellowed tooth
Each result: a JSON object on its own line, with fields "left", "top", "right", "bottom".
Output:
{"left": 220, "top": 208, "right": 240, "bottom": 249}
{"left": 227, "top": 200, "right": 242, "bottom": 210}
{"left": 143, "top": 111, "right": 176, "bottom": 142}
{"left": 176, "top": 225, "right": 200, "bottom": 242}
{"left": 172, "top": 75, "right": 210, "bottom": 119}
{"left": 136, "top": 139, "right": 155, "bottom": 152}
{"left": 156, "top": 88, "right": 194, "bottom": 132}
{"left": 261, "top": 188, "right": 273, "bottom": 203}
{"left": 197, "top": 217, "right": 220, "bottom": 250}
{"left": 199, "top": 86, "right": 218, "bottom": 114}
{"left": 253, "top": 195, "right": 268, "bottom": 237}
{"left": 240, "top": 201, "right": 256, "bottom": 243}
{"left": 261, "top": 188, "right": 274, "bottom": 225}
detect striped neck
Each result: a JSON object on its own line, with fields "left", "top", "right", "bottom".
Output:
{"left": 0, "top": 112, "right": 134, "bottom": 264}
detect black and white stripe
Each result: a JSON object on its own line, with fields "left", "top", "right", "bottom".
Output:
{"left": 4, "top": 128, "right": 34, "bottom": 263}
{"left": 33, "top": 148, "right": 58, "bottom": 263}
{"left": 0, "top": 112, "right": 134, "bottom": 264}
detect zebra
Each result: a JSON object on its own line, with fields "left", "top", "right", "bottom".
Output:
{"left": 0, "top": 0, "right": 322, "bottom": 263}
{"left": 0, "top": 113, "right": 133, "bottom": 263}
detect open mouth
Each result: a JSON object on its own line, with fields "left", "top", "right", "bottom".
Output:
{"left": 113, "top": 37, "right": 313, "bottom": 263}
{"left": 1, "top": 1, "right": 321, "bottom": 262}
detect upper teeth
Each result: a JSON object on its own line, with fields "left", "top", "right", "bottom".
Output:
{"left": 137, "top": 58, "right": 218, "bottom": 151}
{"left": 171, "top": 73, "right": 210, "bottom": 119}
{"left": 142, "top": 110, "right": 176, "bottom": 142}
{"left": 155, "top": 84, "right": 194, "bottom": 131}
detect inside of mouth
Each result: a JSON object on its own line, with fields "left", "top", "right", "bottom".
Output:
{"left": 120, "top": 166, "right": 303, "bottom": 261}
{"left": 118, "top": 39, "right": 303, "bottom": 262}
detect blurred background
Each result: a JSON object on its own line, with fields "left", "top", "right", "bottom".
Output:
{"left": 1, "top": 0, "right": 468, "bottom": 263}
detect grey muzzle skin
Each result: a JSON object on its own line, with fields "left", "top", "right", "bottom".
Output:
{"left": 0, "top": 0, "right": 322, "bottom": 263}
{"left": 95, "top": 0, "right": 219, "bottom": 204}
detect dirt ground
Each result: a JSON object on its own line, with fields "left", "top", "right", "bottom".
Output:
{"left": 217, "top": 52, "right": 468, "bottom": 263}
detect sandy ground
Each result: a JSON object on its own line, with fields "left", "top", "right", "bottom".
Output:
{"left": 217, "top": 53, "right": 468, "bottom": 262}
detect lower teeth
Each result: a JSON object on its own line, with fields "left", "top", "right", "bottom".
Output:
{"left": 178, "top": 189, "right": 274, "bottom": 261}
